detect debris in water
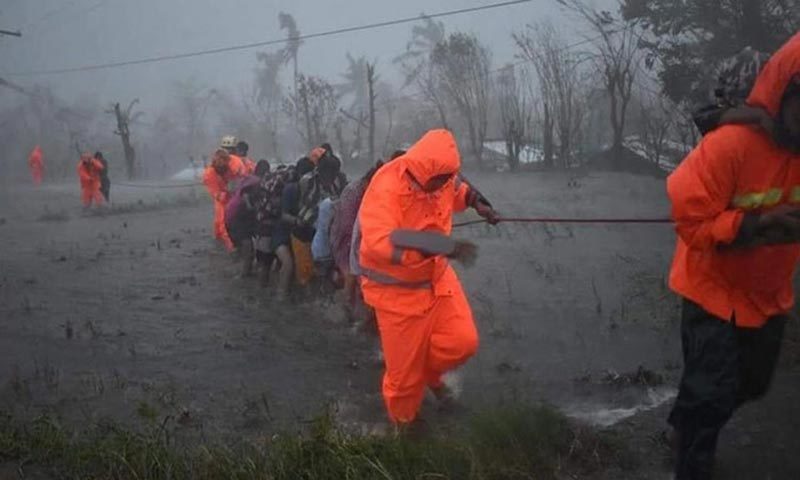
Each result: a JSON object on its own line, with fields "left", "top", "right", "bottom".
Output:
{"left": 495, "top": 361, "right": 522, "bottom": 374}
{"left": 602, "top": 366, "right": 664, "bottom": 387}
{"left": 150, "top": 295, "right": 165, "bottom": 301}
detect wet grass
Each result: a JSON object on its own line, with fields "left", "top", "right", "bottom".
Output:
{"left": 0, "top": 405, "right": 632, "bottom": 480}
{"left": 87, "top": 193, "right": 206, "bottom": 217}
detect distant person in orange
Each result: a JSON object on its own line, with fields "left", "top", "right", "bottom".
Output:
{"left": 358, "top": 129, "right": 498, "bottom": 427}
{"left": 28, "top": 145, "right": 44, "bottom": 186}
{"left": 77, "top": 152, "right": 105, "bottom": 208}
{"left": 666, "top": 32, "right": 800, "bottom": 480}
{"left": 203, "top": 146, "right": 245, "bottom": 251}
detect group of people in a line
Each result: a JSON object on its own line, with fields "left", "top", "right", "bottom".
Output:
{"left": 202, "top": 129, "right": 500, "bottom": 427}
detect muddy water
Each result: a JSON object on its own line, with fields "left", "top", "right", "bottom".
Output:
{"left": 0, "top": 172, "right": 680, "bottom": 438}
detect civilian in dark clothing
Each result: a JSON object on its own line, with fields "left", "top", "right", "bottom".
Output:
{"left": 272, "top": 157, "right": 315, "bottom": 299}
{"left": 95, "top": 152, "right": 111, "bottom": 202}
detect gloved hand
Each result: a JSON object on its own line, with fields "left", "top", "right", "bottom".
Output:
{"left": 475, "top": 202, "right": 500, "bottom": 225}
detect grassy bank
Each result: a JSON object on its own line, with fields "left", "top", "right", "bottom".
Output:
{"left": 0, "top": 405, "right": 631, "bottom": 479}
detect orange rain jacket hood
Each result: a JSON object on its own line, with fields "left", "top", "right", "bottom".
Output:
{"left": 748, "top": 32, "right": 800, "bottom": 117}
{"left": 359, "top": 129, "right": 470, "bottom": 292}
{"left": 668, "top": 32, "right": 800, "bottom": 328}
{"left": 403, "top": 129, "right": 461, "bottom": 186}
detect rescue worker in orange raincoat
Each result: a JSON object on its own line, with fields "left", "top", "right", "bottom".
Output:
{"left": 666, "top": 32, "right": 800, "bottom": 480}
{"left": 29, "top": 145, "right": 44, "bottom": 186}
{"left": 358, "top": 129, "right": 498, "bottom": 426}
{"left": 203, "top": 144, "right": 245, "bottom": 251}
{"left": 77, "top": 152, "right": 105, "bottom": 208}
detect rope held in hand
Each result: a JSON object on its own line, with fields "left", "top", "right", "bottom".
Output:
{"left": 452, "top": 217, "right": 673, "bottom": 228}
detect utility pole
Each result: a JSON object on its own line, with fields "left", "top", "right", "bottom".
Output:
{"left": 0, "top": 29, "right": 22, "bottom": 37}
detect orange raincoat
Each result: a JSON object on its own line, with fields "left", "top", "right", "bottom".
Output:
{"left": 668, "top": 32, "right": 800, "bottom": 328}
{"left": 242, "top": 156, "right": 257, "bottom": 175}
{"left": 358, "top": 129, "right": 479, "bottom": 423}
{"left": 29, "top": 146, "right": 44, "bottom": 185}
{"left": 203, "top": 152, "right": 245, "bottom": 250}
{"left": 77, "top": 154, "right": 105, "bottom": 207}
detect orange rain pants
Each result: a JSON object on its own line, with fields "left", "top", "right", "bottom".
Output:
{"left": 370, "top": 267, "right": 478, "bottom": 424}
{"left": 291, "top": 235, "right": 315, "bottom": 286}
{"left": 213, "top": 198, "right": 234, "bottom": 250}
{"left": 203, "top": 154, "right": 245, "bottom": 251}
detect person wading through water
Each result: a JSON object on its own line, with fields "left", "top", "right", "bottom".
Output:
{"left": 358, "top": 129, "right": 498, "bottom": 429}
{"left": 666, "top": 32, "right": 800, "bottom": 480}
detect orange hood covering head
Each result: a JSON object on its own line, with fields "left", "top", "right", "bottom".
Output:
{"left": 402, "top": 129, "right": 461, "bottom": 186}
{"left": 748, "top": 32, "right": 800, "bottom": 117}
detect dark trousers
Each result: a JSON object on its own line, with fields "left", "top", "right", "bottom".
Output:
{"left": 100, "top": 179, "right": 110, "bottom": 201}
{"left": 668, "top": 300, "right": 786, "bottom": 480}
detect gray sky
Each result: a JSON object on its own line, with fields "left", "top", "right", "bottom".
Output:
{"left": 0, "top": 0, "right": 612, "bottom": 105}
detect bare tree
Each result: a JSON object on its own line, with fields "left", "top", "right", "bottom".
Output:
{"left": 515, "top": 22, "right": 586, "bottom": 168}
{"left": 106, "top": 99, "right": 141, "bottom": 179}
{"left": 673, "top": 103, "right": 700, "bottom": 157}
{"left": 638, "top": 94, "right": 674, "bottom": 168}
{"left": 498, "top": 64, "right": 534, "bottom": 171}
{"left": 559, "top": 0, "right": 641, "bottom": 162}
{"left": 283, "top": 75, "right": 338, "bottom": 149}
{"left": 173, "top": 79, "right": 217, "bottom": 164}
{"left": 432, "top": 32, "right": 492, "bottom": 169}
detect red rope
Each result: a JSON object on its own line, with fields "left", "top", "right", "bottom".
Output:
{"left": 453, "top": 217, "right": 673, "bottom": 228}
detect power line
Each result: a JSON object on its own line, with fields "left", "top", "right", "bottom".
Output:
{"left": 6, "top": 0, "right": 532, "bottom": 77}
{"left": 0, "top": 28, "right": 22, "bottom": 37}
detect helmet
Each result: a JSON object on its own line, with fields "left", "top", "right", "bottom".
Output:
{"left": 220, "top": 135, "right": 238, "bottom": 149}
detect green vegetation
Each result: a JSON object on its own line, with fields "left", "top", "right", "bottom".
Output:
{"left": 0, "top": 405, "right": 631, "bottom": 479}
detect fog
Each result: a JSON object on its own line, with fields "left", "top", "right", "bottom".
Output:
{"left": 1, "top": 0, "right": 583, "bottom": 102}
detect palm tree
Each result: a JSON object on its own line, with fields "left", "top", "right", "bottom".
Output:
{"left": 278, "top": 12, "right": 302, "bottom": 97}
{"left": 339, "top": 53, "right": 370, "bottom": 111}
{"left": 393, "top": 15, "right": 446, "bottom": 86}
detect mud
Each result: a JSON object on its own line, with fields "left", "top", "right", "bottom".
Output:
{"left": 1, "top": 172, "right": 798, "bottom": 478}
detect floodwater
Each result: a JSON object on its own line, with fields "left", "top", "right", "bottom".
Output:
{"left": 0, "top": 171, "right": 681, "bottom": 441}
